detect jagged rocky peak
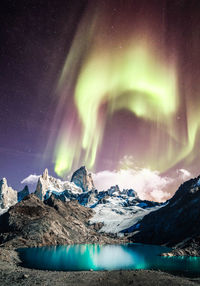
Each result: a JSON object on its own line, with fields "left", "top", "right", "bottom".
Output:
{"left": 42, "top": 168, "right": 49, "bottom": 181}
{"left": 71, "top": 166, "right": 95, "bottom": 192}
{"left": 35, "top": 169, "right": 50, "bottom": 200}
{"left": 107, "top": 185, "right": 120, "bottom": 195}
{"left": 18, "top": 185, "right": 29, "bottom": 202}
{"left": 106, "top": 185, "right": 138, "bottom": 198}
{"left": 0, "top": 177, "right": 18, "bottom": 209}
{"left": 34, "top": 168, "right": 83, "bottom": 201}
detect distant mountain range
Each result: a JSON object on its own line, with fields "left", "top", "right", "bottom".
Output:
{"left": 0, "top": 166, "right": 161, "bottom": 233}
{"left": 0, "top": 166, "right": 200, "bottom": 256}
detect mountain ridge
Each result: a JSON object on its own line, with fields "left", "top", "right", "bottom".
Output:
{"left": 0, "top": 166, "right": 161, "bottom": 238}
{"left": 1, "top": 166, "right": 200, "bottom": 256}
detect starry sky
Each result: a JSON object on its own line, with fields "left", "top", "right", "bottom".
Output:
{"left": 0, "top": 0, "right": 200, "bottom": 198}
{"left": 0, "top": 0, "right": 86, "bottom": 189}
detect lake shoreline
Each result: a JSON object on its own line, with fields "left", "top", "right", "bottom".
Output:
{"left": 0, "top": 247, "right": 200, "bottom": 286}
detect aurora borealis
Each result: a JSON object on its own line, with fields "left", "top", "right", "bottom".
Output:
{"left": 50, "top": 0, "right": 200, "bottom": 178}
{"left": 55, "top": 28, "right": 178, "bottom": 175}
{"left": 0, "top": 0, "right": 200, "bottom": 198}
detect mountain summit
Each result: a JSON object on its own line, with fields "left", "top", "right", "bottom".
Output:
{"left": 0, "top": 178, "right": 17, "bottom": 209}
{"left": 71, "top": 166, "right": 95, "bottom": 192}
{"left": 0, "top": 178, "right": 29, "bottom": 211}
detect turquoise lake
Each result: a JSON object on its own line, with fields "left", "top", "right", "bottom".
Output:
{"left": 17, "top": 244, "right": 200, "bottom": 276}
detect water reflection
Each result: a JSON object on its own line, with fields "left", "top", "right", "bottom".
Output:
{"left": 17, "top": 244, "right": 200, "bottom": 276}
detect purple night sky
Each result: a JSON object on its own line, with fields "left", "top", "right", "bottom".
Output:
{"left": 0, "top": 0, "right": 200, "bottom": 201}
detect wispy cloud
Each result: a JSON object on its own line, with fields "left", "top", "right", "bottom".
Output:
{"left": 177, "top": 168, "right": 191, "bottom": 180}
{"left": 21, "top": 174, "right": 40, "bottom": 185}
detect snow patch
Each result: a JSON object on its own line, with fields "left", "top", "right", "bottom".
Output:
{"left": 90, "top": 202, "right": 162, "bottom": 234}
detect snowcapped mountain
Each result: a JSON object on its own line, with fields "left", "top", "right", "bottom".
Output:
{"left": 89, "top": 185, "right": 162, "bottom": 233}
{"left": 35, "top": 168, "right": 83, "bottom": 201}
{"left": 32, "top": 167, "right": 162, "bottom": 233}
{"left": 0, "top": 166, "right": 162, "bottom": 234}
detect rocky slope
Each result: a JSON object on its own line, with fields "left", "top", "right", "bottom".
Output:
{"left": 128, "top": 175, "right": 200, "bottom": 255}
{"left": 0, "top": 194, "right": 124, "bottom": 248}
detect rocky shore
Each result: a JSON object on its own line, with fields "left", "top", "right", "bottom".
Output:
{"left": 0, "top": 247, "right": 200, "bottom": 286}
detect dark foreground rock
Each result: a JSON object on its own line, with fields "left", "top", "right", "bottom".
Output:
{"left": 0, "top": 194, "right": 124, "bottom": 248}
{"left": 128, "top": 176, "right": 200, "bottom": 256}
{"left": 0, "top": 248, "right": 199, "bottom": 286}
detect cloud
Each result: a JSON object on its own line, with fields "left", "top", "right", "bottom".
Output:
{"left": 93, "top": 168, "right": 173, "bottom": 202}
{"left": 177, "top": 168, "right": 191, "bottom": 180}
{"left": 21, "top": 174, "right": 40, "bottom": 185}
{"left": 150, "top": 189, "right": 170, "bottom": 202}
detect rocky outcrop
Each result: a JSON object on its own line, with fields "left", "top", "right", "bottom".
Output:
{"left": 162, "top": 237, "right": 200, "bottom": 257}
{"left": 0, "top": 194, "right": 125, "bottom": 248}
{"left": 18, "top": 186, "right": 29, "bottom": 202}
{"left": 121, "top": 189, "right": 139, "bottom": 198}
{"left": 34, "top": 169, "right": 50, "bottom": 200}
{"left": 107, "top": 185, "right": 138, "bottom": 199}
{"left": 129, "top": 175, "right": 200, "bottom": 250}
{"left": 71, "top": 166, "right": 95, "bottom": 192}
{"left": 0, "top": 178, "right": 17, "bottom": 209}
{"left": 107, "top": 185, "right": 120, "bottom": 195}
